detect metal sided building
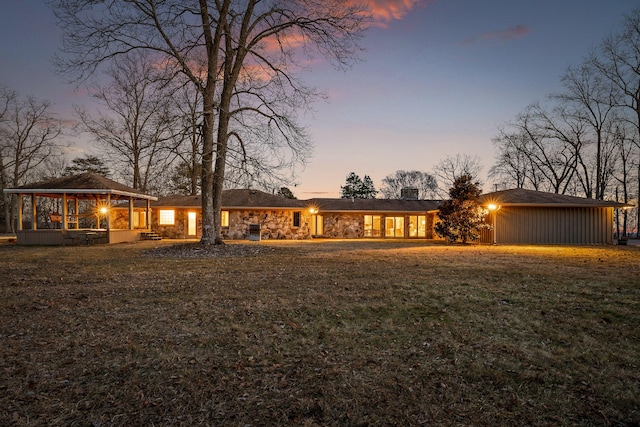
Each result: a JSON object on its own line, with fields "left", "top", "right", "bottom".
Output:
{"left": 479, "top": 188, "right": 631, "bottom": 245}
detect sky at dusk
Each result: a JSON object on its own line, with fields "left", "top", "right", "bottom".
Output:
{"left": 0, "top": 0, "right": 637, "bottom": 198}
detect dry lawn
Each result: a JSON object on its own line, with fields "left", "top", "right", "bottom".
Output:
{"left": 0, "top": 239, "right": 639, "bottom": 426}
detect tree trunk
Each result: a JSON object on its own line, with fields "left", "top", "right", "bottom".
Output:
{"left": 637, "top": 160, "right": 640, "bottom": 237}
{"left": 199, "top": 86, "right": 216, "bottom": 245}
{"left": 2, "top": 194, "right": 12, "bottom": 233}
{"left": 211, "top": 82, "right": 234, "bottom": 245}
{"left": 197, "top": 0, "right": 226, "bottom": 246}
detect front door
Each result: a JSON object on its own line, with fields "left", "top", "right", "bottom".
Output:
{"left": 311, "top": 214, "right": 323, "bottom": 236}
{"left": 187, "top": 212, "right": 197, "bottom": 236}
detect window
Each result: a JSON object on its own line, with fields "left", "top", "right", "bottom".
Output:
{"left": 221, "top": 210, "right": 229, "bottom": 227}
{"left": 364, "top": 215, "right": 382, "bottom": 237}
{"left": 408, "top": 215, "right": 426, "bottom": 237}
{"left": 385, "top": 216, "right": 405, "bottom": 237}
{"left": 159, "top": 209, "right": 175, "bottom": 225}
{"left": 293, "top": 211, "right": 301, "bottom": 227}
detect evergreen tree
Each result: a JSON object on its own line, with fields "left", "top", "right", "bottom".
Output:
{"left": 435, "top": 174, "right": 488, "bottom": 243}
{"left": 277, "top": 187, "right": 296, "bottom": 199}
{"left": 340, "top": 172, "right": 377, "bottom": 199}
{"left": 169, "top": 160, "right": 202, "bottom": 195}
{"left": 63, "top": 156, "right": 111, "bottom": 177}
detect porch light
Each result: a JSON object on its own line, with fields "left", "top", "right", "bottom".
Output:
{"left": 309, "top": 207, "right": 318, "bottom": 214}
{"left": 99, "top": 206, "right": 109, "bottom": 215}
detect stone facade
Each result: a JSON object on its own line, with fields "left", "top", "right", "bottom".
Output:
{"left": 322, "top": 213, "right": 364, "bottom": 238}
{"left": 151, "top": 207, "right": 442, "bottom": 240}
{"left": 152, "top": 207, "right": 311, "bottom": 240}
{"left": 153, "top": 208, "right": 189, "bottom": 239}
{"left": 224, "top": 209, "right": 311, "bottom": 240}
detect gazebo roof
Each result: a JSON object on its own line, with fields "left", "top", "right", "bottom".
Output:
{"left": 3, "top": 173, "right": 157, "bottom": 201}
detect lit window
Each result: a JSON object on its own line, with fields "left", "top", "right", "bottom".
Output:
{"left": 293, "top": 211, "right": 301, "bottom": 227}
{"left": 385, "top": 216, "right": 405, "bottom": 237}
{"left": 221, "top": 210, "right": 229, "bottom": 227}
{"left": 364, "top": 215, "right": 381, "bottom": 237}
{"left": 159, "top": 210, "right": 175, "bottom": 225}
{"left": 409, "top": 215, "right": 426, "bottom": 237}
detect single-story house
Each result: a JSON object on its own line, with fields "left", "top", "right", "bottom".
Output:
{"left": 152, "top": 187, "right": 630, "bottom": 245}
{"left": 152, "top": 189, "right": 442, "bottom": 240}
{"left": 4, "top": 174, "right": 632, "bottom": 245}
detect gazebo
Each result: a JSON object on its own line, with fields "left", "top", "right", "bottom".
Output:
{"left": 3, "top": 172, "right": 157, "bottom": 245}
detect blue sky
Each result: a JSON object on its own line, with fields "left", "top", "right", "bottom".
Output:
{"left": 0, "top": 1, "right": 636, "bottom": 197}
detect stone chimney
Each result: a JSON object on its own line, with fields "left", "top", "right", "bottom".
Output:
{"left": 400, "top": 187, "right": 419, "bottom": 200}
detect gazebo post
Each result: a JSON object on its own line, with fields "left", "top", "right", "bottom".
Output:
{"left": 62, "top": 193, "right": 68, "bottom": 230}
{"left": 17, "top": 193, "right": 23, "bottom": 231}
{"left": 75, "top": 199, "right": 79, "bottom": 229}
{"left": 146, "top": 199, "right": 151, "bottom": 231}
{"left": 31, "top": 194, "right": 37, "bottom": 230}
{"left": 106, "top": 194, "right": 111, "bottom": 229}
{"left": 129, "top": 197, "right": 134, "bottom": 230}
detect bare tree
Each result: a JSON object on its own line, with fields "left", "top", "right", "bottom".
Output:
{"left": 433, "top": 154, "right": 482, "bottom": 196}
{"left": 75, "top": 52, "right": 176, "bottom": 192}
{"left": 501, "top": 105, "right": 579, "bottom": 195}
{"left": 50, "top": 0, "right": 370, "bottom": 244}
{"left": 552, "top": 62, "right": 619, "bottom": 199}
{"left": 168, "top": 81, "right": 204, "bottom": 196}
{"left": 380, "top": 170, "right": 438, "bottom": 199}
{"left": 611, "top": 123, "right": 638, "bottom": 237}
{"left": 592, "top": 7, "right": 640, "bottom": 234}
{"left": 492, "top": 47, "right": 626, "bottom": 202}
{"left": 489, "top": 128, "right": 538, "bottom": 190}
{"left": 0, "top": 87, "right": 63, "bottom": 232}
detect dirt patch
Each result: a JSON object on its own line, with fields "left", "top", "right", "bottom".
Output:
{"left": 143, "top": 241, "right": 278, "bottom": 258}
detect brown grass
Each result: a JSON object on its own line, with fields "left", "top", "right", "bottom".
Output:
{"left": 0, "top": 239, "right": 638, "bottom": 426}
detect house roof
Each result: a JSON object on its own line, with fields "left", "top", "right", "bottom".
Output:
{"left": 155, "top": 191, "right": 441, "bottom": 213}
{"left": 308, "top": 197, "right": 442, "bottom": 213}
{"left": 152, "top": 188, "right": 632, "bottom": 212}
{"left": 3, "top": 172, "right": 157, "bottom": 200}
{"left": 154, "top": 189, "right": 306, "bottom": 209}
{"left": 479, "top": 188, "right": 631, "bottom": 208}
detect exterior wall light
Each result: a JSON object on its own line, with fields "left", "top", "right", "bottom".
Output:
{"left": 487, "top": 203, "right": 500, "bottom": 244}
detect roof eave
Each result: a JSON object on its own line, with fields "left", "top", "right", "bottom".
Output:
{"left": 485, "top": 202, "right": 631, "bottom": 208}
{"left": 3, "top": 188, "right": 158, "bottom": 201}
{"left": 317, "top": 209, "right": 440, "bottom": 213}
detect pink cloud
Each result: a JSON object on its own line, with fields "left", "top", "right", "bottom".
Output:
{"left": 367, "top": 0, "right": 423, "bottom": 22}
{"left": 461, "top": 24, "right": 531, "bottom": 45}
{"left": 345, "top": 0, "right": 425, "bottom": 28}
